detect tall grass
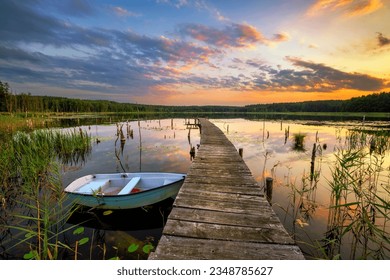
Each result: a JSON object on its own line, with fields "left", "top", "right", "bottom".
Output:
{"left": 292, "top": 132, "right": 306, "bottom": 151}
{"left": 323, "top": 137, "right": 390, "bottom": 259}
{"left": 275, "top": 128, "right": 389, "bottom": 259}
{"left": 0, "top": 128, "right": 92, "bottom": 259}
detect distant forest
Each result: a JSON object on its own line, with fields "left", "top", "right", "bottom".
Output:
{"left": 1, "top": 80, "right": 389, "bottom": 113}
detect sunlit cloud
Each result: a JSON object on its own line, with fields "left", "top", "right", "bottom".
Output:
{"left": 347, "top": 0, "right": 383, "bottom": 16}
{"left": 271, "top": 33, "right": 290, "bottom": 42}
{"left": 307, "top": 0, "right": 383, "bottom": 17}
{"left": 307, "top": 0, "right": 351, "bottom": 16}
{"left": 251, "top": 57, "right": 387, "bottom": 92}
{"left": 178, "top": 23, "right": 287, "bottom": 49}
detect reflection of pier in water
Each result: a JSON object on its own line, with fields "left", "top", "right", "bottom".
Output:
{"left": 185, "top": 119, "right": 199, "bottom": 161}
{"left": 150, "top": 118, "right": 305, "bottom": 260}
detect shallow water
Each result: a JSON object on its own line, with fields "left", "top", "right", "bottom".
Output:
{"left": 60, "top": 118, "right": 201, "bottom": 259}
{"left": 211, "top": 118, "right": 390, "bottom": 259}
{"left": 2, "top": 116, "right": 389, "bottom": 259}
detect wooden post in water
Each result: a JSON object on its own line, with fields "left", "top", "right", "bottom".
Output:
{"left": 310, "top": 143, "right": 316, "bottom": 181}
{"left": 265, "top": 177, "right": 273, "bottom": 203}
{"left": 238, "top": 148, "right": 243, "bottom": 158}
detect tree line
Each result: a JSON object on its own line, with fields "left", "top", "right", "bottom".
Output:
{"left": 1, "top": 80, "right": 389, "bottom": 113}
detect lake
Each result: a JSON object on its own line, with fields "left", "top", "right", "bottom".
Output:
{"left": 211, "top": 117, "right": 390, "bottom": 259}
{"left": 60, "top": 118, "right": 201, "bottom": 260}
{"left": 1, "top": 115, "right": 389, "bottom": 259}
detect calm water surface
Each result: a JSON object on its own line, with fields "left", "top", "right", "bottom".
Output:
{"left": 60, "top": 118, "right": 200, "bottom": 260}
{"left": 62, "top": 117, "right": 389, "bottom": 259}
{"left": 211, "top": 118, "right": 390, "bottom": 259}
{"left": 3, "top": 116, "right": 388, "bottom": 259}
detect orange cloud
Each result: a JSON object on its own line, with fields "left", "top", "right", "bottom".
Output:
{"left": 178, "top": 23, "right": 288, "bottom": 49}
{"left": 347, "top": 0, "right": 383, "bottom": 16}
{"left": 307, "top": 0, "right": 383, "bottom": 17}
{"left": 307, "top": 0, "right": 351, "bottom": 16}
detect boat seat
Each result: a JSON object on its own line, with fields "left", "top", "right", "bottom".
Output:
{"left": 77, "top": 179, "right": 110, "bottom": 194}
{"left": 163, "top": 179, "right": 174, "bottom": 185}
{"left": 118, "top": 177, "right": 141, "bottom": 195}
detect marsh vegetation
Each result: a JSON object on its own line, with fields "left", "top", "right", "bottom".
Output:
{"left": 0, "top": 117, "right": 199, "bottom": 259}
{"left": 215, "top": 118, "right": 390, "bottom": 259}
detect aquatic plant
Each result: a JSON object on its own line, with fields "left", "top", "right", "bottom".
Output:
{"left": 0, "top": 128, "right": 92, "bottom": 259}
{"left": 292, "top": 132, "right": 306, "bottom": 151}
{"left": 323, "top": 146, "right": 390, "bottom": 259}
{"left": 274, "top": 126, "right": 389, "bottom": 259}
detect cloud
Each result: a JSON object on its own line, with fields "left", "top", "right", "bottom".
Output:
{"left": 156, "top": 0, "right": 228, "bottom": 21}
{"left": 271, "top": 33, "right": 290, "bottom": 42}
{"left": 147, "top": 56, "right": 387, "bottom": 94}
{"left": 347, "top": 0, "right": 383, "bottom": 16}
{"left": 0, "top": 1, "right": 64, "bottom": 45}
{"left": 59, "top": 0, "right": 95, "bottom": 17}
{"left": 250, "top": 57, "right": 386, "bottom": 92}
{"left": 115, "top": 31, "right": 220, "bottom": 67}
{"left": 2, "top": 0, "right": 386, "bottom": 104}
{"left": 377, "top": 32, "right": 390, "bottom": 47}
{"left": 0, "top": 0, "right": 223, "bottom": 98}
{"left": 156, "top": 0, "right": 190, "bottom": 9}
{"left": 178, "top": 23, "right": 287, "bottom": 48}
{"left": 111, "top": 6, "right": 141, "bottom": 17}
{"left": 307, "top": 0, "right": 383, "bottom": 17}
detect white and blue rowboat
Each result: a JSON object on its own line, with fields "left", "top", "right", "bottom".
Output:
{"left": 64, "top": 172, "right": 186, "bottom": 209}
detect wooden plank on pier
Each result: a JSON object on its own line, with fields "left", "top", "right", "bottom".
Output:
{"left": 149, "top": 118, "right": 305, "bottom": 260}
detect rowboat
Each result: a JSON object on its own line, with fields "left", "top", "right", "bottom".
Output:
{"left": 64, "top": 172, "right": 186, "bottom": 209}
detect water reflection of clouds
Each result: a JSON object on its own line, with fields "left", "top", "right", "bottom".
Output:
{"left": 212, "top": 118, "right": 363, "bottom": 206}
{"left": 212, "top": 118, "right": 390, "bottom": 256}
{"left": 61, "top": 119, "right": 199, "bottom": 186}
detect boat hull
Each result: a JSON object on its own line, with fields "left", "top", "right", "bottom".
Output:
{"left": 64, "top": 172, "right": 185, "bottom": 209}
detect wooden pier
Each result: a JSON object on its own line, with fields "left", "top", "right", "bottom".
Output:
{"left": 149, "top": 118, "right": 304, "bottom": 260}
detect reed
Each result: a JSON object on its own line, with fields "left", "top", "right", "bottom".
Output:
{"left": 322, "top": 130, "right": 390, "bottom": 259}
{"left": 0, "top": 128, "right": 92, "bottom": 259}
{"left": 0, "top": 114, "right": 50, "bottom": 140}
{"left": 292, "top": 132, "right": 306, "bottom": 151}
{"left": 275, "top": 127, "right": 389, "bottom": 259}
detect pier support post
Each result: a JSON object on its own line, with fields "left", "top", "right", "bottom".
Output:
{"left": 265, "top": 177, "right": 273, "bottom": 203}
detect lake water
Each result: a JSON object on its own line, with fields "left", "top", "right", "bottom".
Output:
{"left": 211, "top": 117, "right": 390, "bottom": 259}
{"left": 60, "top": 118, "right": 201, "bottom": 260}
{"left": 2, "top": 116, "right": 389, "bottom": 259}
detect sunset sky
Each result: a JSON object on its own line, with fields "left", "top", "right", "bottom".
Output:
{"left": 1, "top": 0, "right": 390, "bottom": 105}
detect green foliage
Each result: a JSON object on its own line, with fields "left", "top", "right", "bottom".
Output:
{"left": 127, "top": 244, "right": 139, "bottom": 253}
{"left": 323, "top": 131, "right": 390, "bottom": 259}
{"left": 292, "top": 133, "right": 306, "bottom": 151}
{"left": 0, "top": 128, "right": 92, "bottom": 259}
{"left": 73, "top": 227, "right": 85, "bottom": 235}
{"left": 142, "top": 244, "right": 154, "bottom": 254}
{"left": 78, "top": 237, "right": 89, "bottom": 246}
{"left": 342, "top": 92, "right": 390, "bottom": 112}
{"left": 0, "top": 81, "right": 11, "bottom": 111}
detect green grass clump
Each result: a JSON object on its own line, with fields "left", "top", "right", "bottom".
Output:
{"left": 323, "top": 135, "right": 390, "bottom": 259}
{"left": 0, "top": 128, "right": 91, "bottom": 259}
{"left": 292, "top": 133, "right": 306, "bottom": 151}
